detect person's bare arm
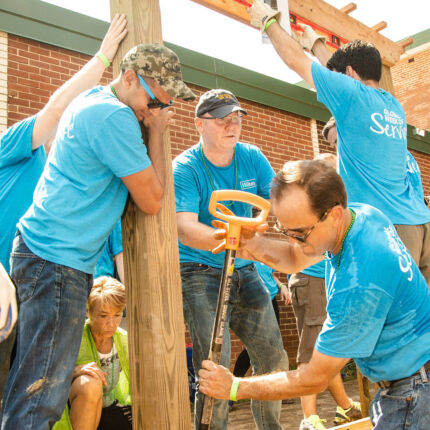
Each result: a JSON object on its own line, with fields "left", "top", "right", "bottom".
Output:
{"left": 177, "top": 212, "right": 222, "bottom": 251}
{"left": 121, "top": 108, "right": 174, "bottom": 215}
{"left": 114, "top": 252, "right": 124, "bottom": 284}
{"left": 32, "top": 14, "right": 128, "bottom": 150}
{"left": 199, "top": 350, "right": 349, "bottom": 400}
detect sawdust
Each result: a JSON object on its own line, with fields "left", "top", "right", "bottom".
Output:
{"left": 26, "top": 377, "right": 47, "bottom": 397}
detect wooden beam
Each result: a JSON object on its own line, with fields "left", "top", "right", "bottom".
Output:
{"left": 110, "top": 1, "right": 191, "bottom": 429}
{"left": 356, "top": 369, "right": 371, "bottom": 418}
{"left": 327, "top": 417, "right": 373, "bottom": 429}
{"left": 340, "top": 2, "right": 357, "bottom": 14}
{"left": 398, "top": 37, "right": 414, "bottom": 50}
{"left": 191, "top": 0, "right": 405, "bottom": 65}
{"left": 372, "top": 21, "right": 387, "bottom": 33}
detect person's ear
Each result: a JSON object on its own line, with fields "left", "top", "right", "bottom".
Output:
{"left": 122, "top": 69, "right": 138, "bottom": 89}
{"left": 195, "top": 117, "right": 203, "bottom": 134}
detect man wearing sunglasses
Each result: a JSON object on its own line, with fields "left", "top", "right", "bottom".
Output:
{"left": 173, "top": 89, "right": 288, "bottom": 429}
{"left": 2, "top": 43, "right": 195, "bottom": 430}
{"left": 199, "top": 159, "right": 430, "bottom": 430}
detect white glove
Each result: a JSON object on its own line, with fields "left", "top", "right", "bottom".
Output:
{"left": 292, "top": 24, "right": 326, "bottom": 54}
{"left": 0, "top": 263, "right": 17, "bottom": 343}
{"left": 249, "top": 0, "right": 282, "bottom": 32}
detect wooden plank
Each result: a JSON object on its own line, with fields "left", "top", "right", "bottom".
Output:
{"left": 398, "top": 37, "right": 414, "bottom": 50}
{"left": 380, "top": 64, "right": 396, "bottom": 95}
{"left": 190, "top": 0, "right": 404, "bottom": 65}
{"left": 356, "top": 369, "right": 371, "bottom": 418}
{"left": 110, "top": 1, "right": 191, "bottom": 428}
{"left": 372, "top": 21, "right": 387, "bottom": 33}
{"left": 327, "top": 417, "right": 373, "bottom": 429}
{"left": 340, "top": 2, "right": 357, "bottom": 14}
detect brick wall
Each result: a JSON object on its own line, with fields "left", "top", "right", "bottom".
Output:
{"left": 0, "top": 31, "right": 7, "bottom": 133}
{"left": 5, "top": 35, "right": 430, "bottom": 369}
{"left": 392, "top": 43, "right": 430, "bottom": 132}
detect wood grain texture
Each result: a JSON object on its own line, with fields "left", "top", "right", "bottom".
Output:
{"left": 327, "top": 417, "right": 373, "bottom": 429}
{"left": 191, "top": 0, "right": 404, "bottom": 65}
{"left": 356, "top": 369, "right": 371, "bottom": 418}
{"left": 380, "top": 64, "right": 396, "bottom": 95}
{"left": 110, "top": 1, "right": 191, "bottom": 428}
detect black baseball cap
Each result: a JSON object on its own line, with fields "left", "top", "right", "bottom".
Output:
{"left": 196, "top": 89, "right": 247, "bottom": 118}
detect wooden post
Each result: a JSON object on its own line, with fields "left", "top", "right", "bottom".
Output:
{"left": 356, "top": 369, "right": 371, "bottom": 418}
{"left": 109, "top": 1, "right": 191, "bottom": 428}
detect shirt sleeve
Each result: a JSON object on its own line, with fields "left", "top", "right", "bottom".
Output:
{"left": 254, "top": 147, "right": 275, "bottom": 199}
{"left": 90, "top": 108, "right": 151, "bottom": 178}
{"left": 315, "top": 286, "right": 393, "bottom": 358}
{"left": 0, "top": 115, "right": 37, "bottom": 168}
{"left": 173, "top": 157, "right": 201, "bottom": 214}
{"left": 311, "top": 62, "right": 357, "bottom": 123}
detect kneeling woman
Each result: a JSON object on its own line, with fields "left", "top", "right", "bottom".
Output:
{"left": 55, "top": 276, "right": 131, "bottom": 430}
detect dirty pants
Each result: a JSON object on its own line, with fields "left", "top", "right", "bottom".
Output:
{"left": 1, "top": 233, "right": 92, "bottom": 430}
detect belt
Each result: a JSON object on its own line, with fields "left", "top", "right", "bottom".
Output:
{"left": 377, "top": 360, "right": 430, "bottom": 389}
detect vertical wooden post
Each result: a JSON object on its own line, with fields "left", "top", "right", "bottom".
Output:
{"left": 109, "top": 1, "right": 191, "bottom": 428}
{"left": 380, "top": 65, "right": 396, "bottom": 96}
{"left": 356, "top": 369, "right": 371, "bottom": 418}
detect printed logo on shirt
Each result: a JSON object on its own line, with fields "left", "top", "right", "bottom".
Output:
{"left": 369, "top": 109, "right": 407, "bottom": 140}
{"left": 384, "top": 225, "right": 413, "bottom": 281}
{"left": 240, "top": 179, "right": 256, "bottom": 190}
{"left": 406, "top": 154, "right": 419, "bottom": 174}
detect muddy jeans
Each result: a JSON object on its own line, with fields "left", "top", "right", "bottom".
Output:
{"left": 181, "top": 262, "right": 288, "bottom": 430}
{"left": 1, "top": 233, "right": 92, "bottom": 430}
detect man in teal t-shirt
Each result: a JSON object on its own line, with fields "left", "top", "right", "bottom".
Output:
{"left": 2, "top": 44, "right": 195, "bottom": 430}
{"left": 173, "top": 89, "right": 288, "bottom": 430}
{"left": 247, "top": 0, "right": 430, "bottom": 286}
{"left": 198, "top": 160, "right": 430, "bottom": 430}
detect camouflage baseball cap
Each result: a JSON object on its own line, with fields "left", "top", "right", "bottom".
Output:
{"left": 196, "top": 89, "right": 247, "bottom": 118}
{"left": 120, "top": 43, "right": 196, "bottom": 101}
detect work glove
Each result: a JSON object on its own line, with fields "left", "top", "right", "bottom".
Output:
{"left": 291, "top": 24, "right": 326, "bottom": 54}
{"left": 249, "top": 0, "right": 281, "bottom": 32}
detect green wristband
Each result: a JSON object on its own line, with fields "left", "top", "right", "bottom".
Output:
{"left": 264, "top": 18, "right": 277, "bottom": 33}
{"left": 97, "top": 52, "right": 110, "bottom": 68}
{"left": 230, "top": 377, "right": 240, "bottom": 402}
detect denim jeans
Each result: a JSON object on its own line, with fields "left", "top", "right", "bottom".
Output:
{"left": 1, "top": 233, "right": 92, "bottom": 430}
{"left": 181, "top": 262, "right": 289, "bottom": 430}
{"left": 370, "top": 369, "right": 430, "bottom": 429}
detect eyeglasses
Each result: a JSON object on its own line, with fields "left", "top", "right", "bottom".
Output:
{"left": 138, "top": 74, "right": 173, "bottom": 110}
{"left": 274, "top": 205, "right": 337, "bottom": 243}
{"left": 199, "top": 114, "right": 243, "bottom": 127}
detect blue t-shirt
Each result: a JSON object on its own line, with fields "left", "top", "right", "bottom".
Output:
{"left": 316, "top": 203, "right": 430, "bottom": 382}
{"left": 302, "top": 260, "right": 325, "bottom": 279}
{"left": 312, "top": 62, "right": 430, "bottom": 226}
{"left": 173, "top": 142, "right": 274, "bottom": 269}
{"left": 19, "top": 86, "right": 151, "bottom": 274}
{"left": 255, "top": 261, "right": 277, "bottom": 300}
{"left": 406, "top": 151, "right": 425, "bottom": 203}
{"left": 0, "top": 116, "right": 46, "bottom": 272}
{"left": 94, "top": 221, "right": 123, "bottom": 278}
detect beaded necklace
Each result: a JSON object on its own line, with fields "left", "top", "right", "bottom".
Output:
{"left": 335, "top": 209, "right": 355, "bottom": 273}
{"left": 200, "top": 142, "right": 237, "bottom": 207}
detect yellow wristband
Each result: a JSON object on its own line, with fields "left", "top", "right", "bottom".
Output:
{"left": 97, "top": 52, "right": 110, "bottom": 68}
{"left": 230, "top": 377, "right": 240, "bottom": 401}
{"left": 264, "top": 18, "right": 277, "bottom": 33}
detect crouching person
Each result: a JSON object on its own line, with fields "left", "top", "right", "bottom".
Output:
{"left": 54, "top": 277, "right": 131, "bottom": 430}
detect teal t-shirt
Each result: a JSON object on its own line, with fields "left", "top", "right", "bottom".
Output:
{"left": 406, "top": 151, "right": 425, "bottom": 203}
{"left": 173, "top": 142, "right": 274, "bottom": 269}
{"left": 312, "top": 62, "right": 430, "bottom": 226}
{"left": 255, "top": 261, "right": 277, "bottom": 300}
{"left": 302, "top": 260, "right": 325, "bottom": 279}
{"left": 316, "top": 203, "right": 430, "bottom": 382}
{"left": 19, "top": 86, "right": 151, "bottom": 274}
{"left": 0, "top": 116, "right": 46, "bottom": 272}
{"left": 94, "top": 220, "right": 123, "bottom": 278}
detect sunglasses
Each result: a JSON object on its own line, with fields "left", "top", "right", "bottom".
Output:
{"left": 274, "top": 205, "right": 338, "bottom": 243}
{"left": 199, "top": 114, "right": 243, "bottom": 127}
{"left": 138, "top": 75, "right": 173, "bottom": 110}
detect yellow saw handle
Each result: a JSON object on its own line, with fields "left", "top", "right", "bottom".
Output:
{"left": 208, "top": 190, "right": 271, "bottom": 251}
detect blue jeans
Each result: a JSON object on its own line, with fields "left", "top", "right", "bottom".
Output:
{"left": 181, "top": 263, "right": 288, "bottom": 430}
{"left": 1, "top": 233, "right": 92, "bottom": 430}
{"left": 370, "top": 369, "right": 430, "bottom": 429}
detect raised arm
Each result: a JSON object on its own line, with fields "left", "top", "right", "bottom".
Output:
{"left": 248, "top": 0, "right": 314, "bottom": 86}
{"left": 32, "top": 13, "right": 128, "bottom": 150}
